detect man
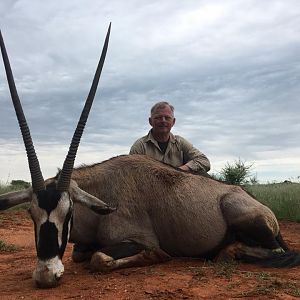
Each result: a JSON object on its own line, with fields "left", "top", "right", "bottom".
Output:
{"left": 130, "top": 101, "right": 210, "bottom": 173}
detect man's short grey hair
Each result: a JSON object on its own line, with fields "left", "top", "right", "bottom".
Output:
{"left": 150, "top": 101, "right": 175, "bottom": 117}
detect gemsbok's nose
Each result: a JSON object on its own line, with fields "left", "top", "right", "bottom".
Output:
{"left": 35, "top": 274, "right": 61, "bottom": 289}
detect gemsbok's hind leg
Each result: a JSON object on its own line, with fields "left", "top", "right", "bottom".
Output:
{"left": 220, "top": 192, "right": 284, "bottom": 252}
{"left": 218, "top": 191, "right": 300, "bottom": 268}
{"left": 215, "top": 241, "right": 284, "bottom": 263}
{"left": 231, "top": 214, "right": 283, "bottom": 250}
{"left": 89, "top": 241, "right": 170, "bottom": 272}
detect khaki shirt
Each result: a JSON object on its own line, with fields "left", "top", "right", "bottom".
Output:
{"left": 129, "top": 131, "right": 210, "bottom": 173}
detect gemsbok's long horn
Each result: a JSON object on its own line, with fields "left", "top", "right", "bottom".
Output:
{"left": 0, "top": 30, "right": 45, "bottom": 192}
{"left": 57, "top": 23, "right": 111, "bottom": 192}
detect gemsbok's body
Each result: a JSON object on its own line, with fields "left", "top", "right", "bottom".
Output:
{"left": 0, "top": 25, "right": 299, "bottom": 289}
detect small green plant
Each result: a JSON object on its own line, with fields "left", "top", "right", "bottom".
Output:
{"left": 143, "top": 266, "right": 155, "bottom": 275}
{"left": 285, "top": 282, "right": 300, "bottom": 297}
{"left": 212, "top": 260, "right": 239, "bottom": 279}
{"left": 239, "top": 272, "right": 300, "bottom": 297}
{"left": 188, "top": 266, "right": 206, "bottom": 280}
{"left": 226, "top": 281, "right": 241, "bottom": 290}
{"left": 255, "top": 272, "right": 271, "bottom": 281}
{"left": 0, "top": 240, "right": 19, "bottom": 252}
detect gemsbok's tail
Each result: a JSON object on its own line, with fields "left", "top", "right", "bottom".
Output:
{"left": 241, "top": 232, "right": 300, "bottom": 268}
{"left": 242, "top": 250, "right": 300, "bottom": 268}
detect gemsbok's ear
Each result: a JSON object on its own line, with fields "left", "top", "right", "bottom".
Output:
{"left": 69, "top": 183, "right": 116, "bottom": 215}
{"left": 0, "top": 189, "right": 32, "bottom": 210}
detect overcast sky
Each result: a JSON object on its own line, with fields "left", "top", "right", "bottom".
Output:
{"left": 0, "top": 0, "right": 300, "bottom": 183}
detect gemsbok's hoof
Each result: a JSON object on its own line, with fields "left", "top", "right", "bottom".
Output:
{"left": 272, "top": 247, "right": 285, "bottom": 254}
{"left": 90, "top": 252, "right": 115, "bottom": 272}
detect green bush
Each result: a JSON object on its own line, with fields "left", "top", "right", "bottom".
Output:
{"left": 218, "top": 159, "right": 256, "bottom": 185}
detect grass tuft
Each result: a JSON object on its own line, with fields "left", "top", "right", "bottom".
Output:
{"left": 0, "top": 240, "right": 19, "bottom": 252}
{"left": 239, "top": 272, "right": 300, "bottom": 297}
{"left": 213, "top": 260, "right": 239, "bottom": 279}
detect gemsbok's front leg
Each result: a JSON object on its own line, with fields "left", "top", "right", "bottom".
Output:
{"left": 89, "top": 241, "right": 171, "bottom": 272}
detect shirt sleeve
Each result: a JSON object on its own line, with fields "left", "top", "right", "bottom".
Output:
{"left": 179, "top": 137, "right": 211, "bottom": 172}
{"left": 129, "top": 139, "right": 145, "bottom": 155}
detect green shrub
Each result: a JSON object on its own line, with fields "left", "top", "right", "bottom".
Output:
{"left": 218, "top": 159, "right": 256, "bottom": 185}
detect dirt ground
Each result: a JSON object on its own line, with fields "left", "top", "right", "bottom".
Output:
{"left": 0, "top": 210, "right": 299, "bottom": 300}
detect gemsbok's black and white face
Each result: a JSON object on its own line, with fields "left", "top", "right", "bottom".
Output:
{"left": 29, "top": 179, "right": 73, "bottom": 287}
{"left": 28, "top": 178, "right": 113, "bottom": 288}
{"left": 0, "top": 24, "right": 114, "bottom": 288}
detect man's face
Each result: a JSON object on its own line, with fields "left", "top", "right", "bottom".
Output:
{"left": 149, "top": 106, "right": 175, "bottom": 135}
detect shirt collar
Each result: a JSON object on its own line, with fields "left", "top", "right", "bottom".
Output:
{"left": 146, "top": 130, "right": 176, "bottom": 144}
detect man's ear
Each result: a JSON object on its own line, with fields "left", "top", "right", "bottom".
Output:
{"left": 172, "top": 117, "right": 176, "bottom": 126}
{"left": 149, "top": 117, "right": 153, "bottom": 126}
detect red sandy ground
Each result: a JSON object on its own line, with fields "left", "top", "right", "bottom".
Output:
{"left": 0, "top": 210, "right": 299, "bottom": 300}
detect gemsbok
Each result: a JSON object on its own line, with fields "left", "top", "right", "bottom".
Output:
{"left": 0, "top": 24, "right": 299, "bottom": 289}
